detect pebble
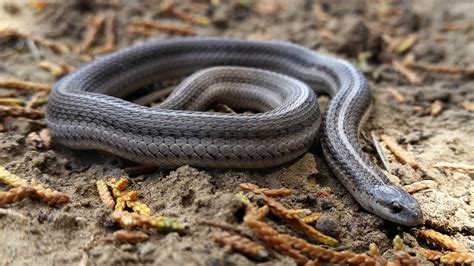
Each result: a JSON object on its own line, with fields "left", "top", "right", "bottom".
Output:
{"left": 37, "top": 212, "right": 54, "bottom": 224}
{"left": 121, "top": 243, "right": 134, "bottom": 252}
{"left": 319, "top": 198, "right": 335, "bottom": 210}
{"left": 138, "top": 242, "right": 156, "bottom": 258}
{"left": 315, "top": 215, "right": 340, "bottom": 238}
{"left": 400, "top": 130, "right": 432, "bottom": 144}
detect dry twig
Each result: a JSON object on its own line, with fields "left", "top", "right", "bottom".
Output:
{"left": 172, "top": 9, "right": 210, "bottom": 26}
{"left": 214, "top": 231, "right": 269, "bottom": 261}
{"left": 0, "top": 79, "right": 51, "bottom": 92}
{"left": 111, "top": 211, "right": 187, "bottom": 232}
{"left": 157, "top": 0, "right": 175, "bottom": 14}
{"left": 0, "top": 92, "right": 17, "bottom": 98}
{"left": 430, "top": 100, "right": 444, "bottom": 117}
{"left": 79, "top": 13, "right": 106, "bottom": 53}
{"left": 0, "top": 167, "right": 28, "bottom": 187}
{"left": 93, "top": 13, "right": 116, "bottom": 54}
{"left": 405, "top": 61, "right": 474, "bottom": 76}
{"left": 416, "top": 248, "right": 443, "bottom": 261}
{"left": 127, "top": 200, "right": 151, "bottom": 216}
{"left": 268, "top": 197, "right": 338, "bottom": 246}
{"left": 418, "top": 229, "right": 465, "bottom": 252}
{"left": 368, "top": 243, "right": 388, "bottom": 265}
{"left": 131, "top": 20, "right": 197, "bottom": 35}
{"left": 0, "top": 98, "right": 23, "bottom": 107}
{"left": 440, "top": 251, "right": 474, "bottom": 264}
{"left": 386, "top": 87, "right": 405, "bottom": 103}
{"left": 392, "top": 60, "right": 422, "bottom": 85}
{"left": 113, "top": 230, "right": 149, "bottom": 244}
{"left": 380, "top": 134, "right": 420, "bottom": 170}
{"left": 233, "top": 187, "right": 429, "bottom": 265}
{"left": 30, "top": 178, "right": 70, "bottom": 205}
{"left": 390, "top": 251, "right": 418, "bottom": 266}
{"left": 300, "top": 212, "right": 322, "bottom": 225}
{"left": 0, "top": 167, "right": 69, "bottom": 205}
{"left": 38, "top": 61, "right": 72, "bottom": 78}
{"left": 240, "top": 183, "right": 338, "bottom": 247}
{"left": 244, "top": 203, "right": 373, "bottom": 266}
{"left": 402, "top": 180, "right": 437, "bottom": 194}
{"left": 254, "top": 0, "right": 282, "bottom": 15}
{"left": 389, "top": 235, "right": 419, "bottom": 266}
{"left": 126, "top": 27, "right": 154, "bottom": 36}
{"left": 115, "top": 195, "right": 126, "bottom": 211}
{"left": 25, "top": 92, "right": 48, "bottom": 109}
{"left": 108, "top": 177, "right": 152, "bottom": 214}
{"left": 392, "top": 34, "right": 418, "bottom": 54}
{"left": 462, "top": 100, "right": 474, "bottom": 112}
{"left": 313, "top": 4, "right": 329, "bottom": 22}
{"left": 0, "top": 105, "right": 44, "bottom": 119}
{"left": 114, "top": 177, "right": 129, "bottom": 191}
{"left": 199, "top": 219, "right": 248, "bottom": 236}
{"left": 96, "top": 180, "right": 115, "bottom": 209}
{"left": 0, "top": 27, "right": 69, "bottom": 53}
{"left": 243, "top": 206, "right": 310, "bottom": 265}
{"left": 433, "top": 162, "right": 474, "bottom": 173}
{"left": 239, "top": 183, "right": 290, "bottom": 197}
{"left": 0, "top": 187, "right": 33, "bottom": 205}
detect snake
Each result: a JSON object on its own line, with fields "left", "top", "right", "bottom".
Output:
{"left": 46, "top": 37, "right": 423, "bottom": 226}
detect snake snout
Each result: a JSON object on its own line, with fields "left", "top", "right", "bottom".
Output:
{"left": 390, "top": 197, "right": 423, "bottom": 226}
{"left": 371, "top": 185, "right": 423, "bottom": 226}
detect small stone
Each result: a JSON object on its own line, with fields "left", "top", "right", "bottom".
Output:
{"left": 315, "top": 215, "right": 340, "bottom": 238}
{"left": 121, "top": 243, "right": 134, "bottom": 252}
{"left": 53, "top": 213, "right": 85, "bottom": 229}
{"left": 37, "top": 212, "right": 54, "bottom": 223}
{"left": 3, "top": 3, "right": 20, "bottom": 15}
{"left": 400, "top": 130, "right": 432, "bottom": 144}
{"left": 319, "top": 198, "right": 334, "bottom": 210}
{"left": 75, "top": 216, "right": 88, "bottom": 226}
{"left": 294, "top": 194, "right": 318, "bottom": 206}
{"left": 89, "top": 248, "right": 103, "bottom": 258}
{"left": 138, "top": 242, "right": 156, "bottom": 258}
{"left": 102, "top": 218, "right": 117, "bottom": 229}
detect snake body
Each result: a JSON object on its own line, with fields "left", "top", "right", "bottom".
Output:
{"left": 46, "top": 37, "right": 422, "bottom": 226}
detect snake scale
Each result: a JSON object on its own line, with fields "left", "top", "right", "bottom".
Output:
{"left": 46, "top": 37, "right": 422, "bottom": 226}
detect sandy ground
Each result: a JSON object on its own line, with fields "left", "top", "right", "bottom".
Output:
{"left": 0, "top": 0, "right": 473, "bottom": 265}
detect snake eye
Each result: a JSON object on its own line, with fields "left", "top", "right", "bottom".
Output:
{"left": 390, "top": 202, "right": 403, "bottom": 213}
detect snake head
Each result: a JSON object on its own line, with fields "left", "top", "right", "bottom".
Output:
{"left": 370, "top": 185, "right": 423, "bottom": 226}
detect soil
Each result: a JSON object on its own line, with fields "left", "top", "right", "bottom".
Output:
{"left": 0, "top": 0, "right": 473, "bottom": 265}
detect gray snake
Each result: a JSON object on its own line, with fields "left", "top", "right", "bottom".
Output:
{"left": 46, "top": 37, "right": 422, "bottom": 226}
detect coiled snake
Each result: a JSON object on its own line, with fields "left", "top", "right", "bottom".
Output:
{"left": 46, "top": 38, "right": 422, "bottom": 226}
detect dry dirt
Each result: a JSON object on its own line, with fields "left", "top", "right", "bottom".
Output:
{"left": 0, "top": 0, "right": 473, "bottom": 265}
